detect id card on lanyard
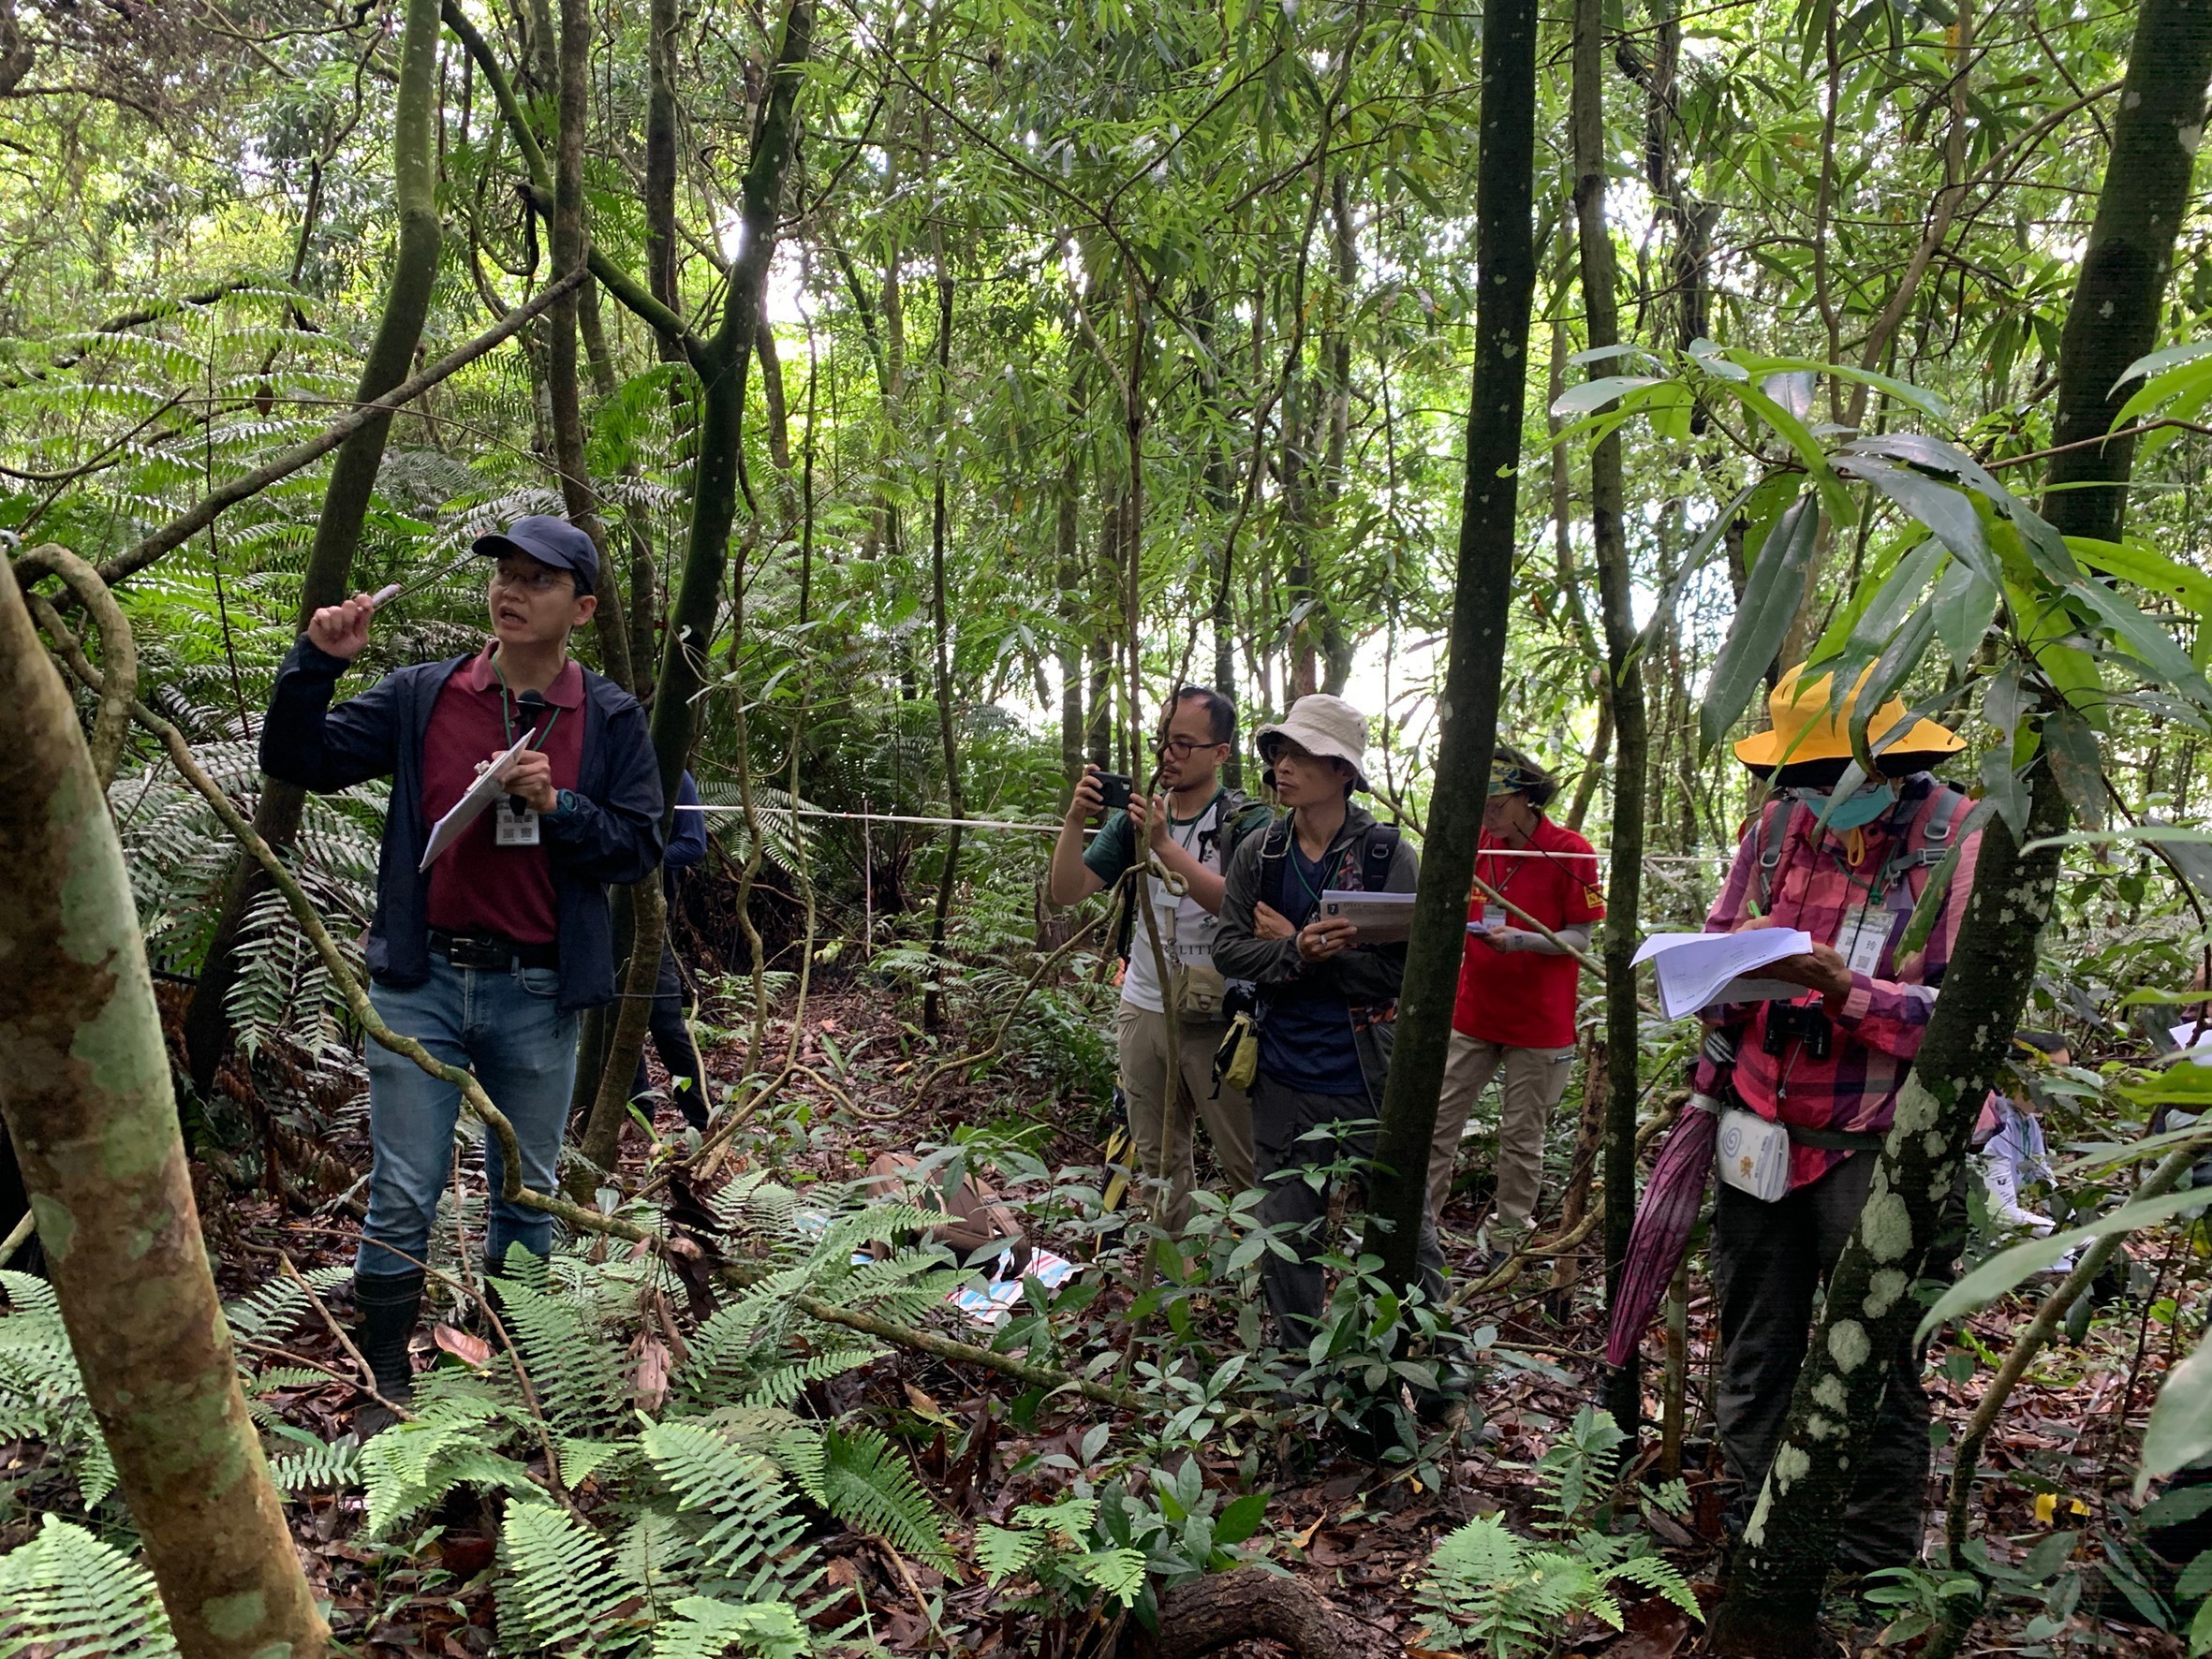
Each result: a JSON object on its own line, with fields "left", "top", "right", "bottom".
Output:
{"left": 1836, "top": 902, "right": 1889, "bottom": 976}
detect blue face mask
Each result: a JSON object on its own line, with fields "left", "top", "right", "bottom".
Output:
{"left": 1791, "top": 781, "right": 1894, "bottom": 830}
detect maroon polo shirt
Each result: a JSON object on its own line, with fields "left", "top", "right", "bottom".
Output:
{"left": 421, "top": 643, "right": 585, "bottom": 945}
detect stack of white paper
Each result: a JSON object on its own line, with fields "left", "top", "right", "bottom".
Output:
{"left": 1630, "top": 929, "right": 1816, "bottom": 1020}
{"left": 2171, "top": 1021, "right": 2212, "bottom": 1067}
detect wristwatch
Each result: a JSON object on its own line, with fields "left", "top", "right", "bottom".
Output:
{"left": 552, "top": 788, "right": 580, "bottom": 817}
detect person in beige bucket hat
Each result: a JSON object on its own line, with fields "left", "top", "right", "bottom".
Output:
{"left": 1214, "top": 694, "right": 1453, "bottom": 1358}
{"left": 1250, "top": 692, "right": 1373, "bottom": 792}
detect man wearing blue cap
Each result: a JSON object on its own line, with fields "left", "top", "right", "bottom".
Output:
{"left": 260, "top": 514, "right": 664, "bottom": 1431}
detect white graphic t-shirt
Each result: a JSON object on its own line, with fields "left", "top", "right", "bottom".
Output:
{"left": 1121, "top": 793, "right": 1230, "bottom": 1015}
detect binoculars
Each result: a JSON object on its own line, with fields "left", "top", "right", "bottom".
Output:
{"left": 1762, "top": 1000, "right": 1834, "bottom": 1061}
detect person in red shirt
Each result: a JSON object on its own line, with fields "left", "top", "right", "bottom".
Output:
{"left": 1427, "top": 745, "right": 1602, "bottom": 1262}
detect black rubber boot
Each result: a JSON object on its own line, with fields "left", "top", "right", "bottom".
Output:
{"left": 353, "top": 1267, "right": 424, "bottom": 1436}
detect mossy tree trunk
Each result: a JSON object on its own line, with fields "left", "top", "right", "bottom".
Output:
{"left": 0, "top": 559, "right": 328, "bottom": 1659}
{"left": 184, "top": 0, "right": 445, "bottom": 1095}
{"left": 1363, "top": 0, "right": 1538, "bottom": 1294}
{"left": 642, "top": 0, "right": 813, "bottom": 809}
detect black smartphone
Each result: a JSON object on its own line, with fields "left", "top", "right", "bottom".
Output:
{"left": 1095, "top": 771, "right": 1133, "bottom": 811}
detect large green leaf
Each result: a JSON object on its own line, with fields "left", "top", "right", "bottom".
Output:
{"left": 1918, "top": 1186, "right": 2212, "bottom": 1341}
{"left": 2070, "top": 536, "right": 2212, "bottom": 624}
{"left": 1848, "top": 605, "right": 1939, "bottom": 771}
{"left": 2140, "top": 1332, "right": 2212, "bottom": 1495}
{"left": 1811, "top": 534, "right": 1940, "bottom": 663}
{"left": 1930, "top": 557, "right": 1999, "bottom": 668}
{"left": 2042, "top": 705, "right": 2107, "bottom": 830}
{"left": 1549, "top": 374, "right": 1662, "bottom": 417}
{"left": 1699, "top": 492, "right": 1819, "bottom": 755}
{"left": 2063, "top": 579, "right": 2212, "bottom": 707}
{"left": 1836, "top": 452, "right": 1996, "bottom": 585}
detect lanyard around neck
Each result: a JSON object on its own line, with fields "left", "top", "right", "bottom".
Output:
{"left": 492, "top": 650, "right": 563, "bottom": 753}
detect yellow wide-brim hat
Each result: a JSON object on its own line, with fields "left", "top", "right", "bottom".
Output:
{"left": 1733, "top": 662, "right": 1965, "bottom": 771}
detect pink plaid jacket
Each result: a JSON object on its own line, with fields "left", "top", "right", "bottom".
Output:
{"left": 1692, "top": 774, "right": 1983, "bottom": 1192}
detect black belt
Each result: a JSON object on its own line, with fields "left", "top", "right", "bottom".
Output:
{"left": 429, "top": 929, "right": 559, "bottom": 972}
{"left": 1785, "top": 1123, "right": 1887, "bottom": 1152}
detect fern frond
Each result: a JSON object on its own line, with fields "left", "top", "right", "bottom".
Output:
{"left": 0, "top": 1515, "right": 177, "bottom": 1657}
{"left": 649, "top": 1595, "right": 808, "bottom": 1659}
{"left": 267, "top": 1433, "right": 361, "bottom": 1495}
{"left": 640, "top": 1421, "right": 820, "bottom": 1608}
{"left": 494, "top": 1273, "right": 629, "bottom": 1438}
{"left": 774, "top": 1422, "right": 953, "bottom": 1572}
{"left": 498, "top": 1499, "right": 639, "bottom": 1655}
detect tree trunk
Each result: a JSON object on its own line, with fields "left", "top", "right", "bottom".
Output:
{"left": 1362, "top": 0, "right": 1539, "bottom": 1294}
{"left": 923, "top": 256, "right": 965, "bottom": 1034}
{"left": 546, "top": 0, "right": 634, "bottom": 694}
{"left": 2040, "top": 0, "right": 2212, "bottom": 548}
{"left": 643, "top": 0, "right": 812, "bottom": 809}
{"left": 0, "top": 561, "right": 328, "bottom": 1659}
{"left": 1056, "top": 441, "right": 1086, "bottom": 802}
{"left": 1572, "top": 0, "right": 1648, "bottom": 1436}
{"left": 184, "top": 0, "right": 444, "bottom": 1095}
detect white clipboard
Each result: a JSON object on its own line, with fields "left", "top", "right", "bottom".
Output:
{"left": 420, "top": 733, "right": 537, "bottom": 872}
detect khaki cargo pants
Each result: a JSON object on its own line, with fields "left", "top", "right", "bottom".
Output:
{"left": 1114, "top": 1004, "right": 1257, "bottom": 1233}
{"left": 1425, "top": 1031, "right": 1576, "bottom": 1228}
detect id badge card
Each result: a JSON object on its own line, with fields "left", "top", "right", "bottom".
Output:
{"left": 494, "top": 799, "right": 541, "bottom": 846}
{"left": 1836, "top": 902, "right": 1888, "bottom": 976}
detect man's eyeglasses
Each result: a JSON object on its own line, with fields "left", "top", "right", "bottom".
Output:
{"left": 490, "top": 566, "right": 571, "bottom": 595}
{"left": 1156, "top": 735, "right": 1226, "bottom": 758}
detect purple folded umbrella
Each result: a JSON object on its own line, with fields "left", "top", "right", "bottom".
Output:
{"left": 1604, "top": 1103, "right": 1718, "bottom": 1369}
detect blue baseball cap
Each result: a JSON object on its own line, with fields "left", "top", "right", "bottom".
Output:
{"left": 472, "top": 514, "right": 597, "bottom": 595}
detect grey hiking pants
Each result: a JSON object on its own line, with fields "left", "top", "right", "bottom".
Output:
{"left": 1711, "top": 1151, "right": 1955, "bottom": 1573}
{"left": 1251, "top": 1075, "right": 1445, "bottom": 1346}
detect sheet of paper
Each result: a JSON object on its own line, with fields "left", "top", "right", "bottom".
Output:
{"left": 419, "top": 732, "right": 537, "bottom": 872}
{"left": 1318, "top": 889, "right": 1414, "bottom": 943}
{"left": 2171, "top": 1021, "right": 2212, "bottom": 1067}
{"left": 1630, "top": 929, "right": 1816, "bottom": 1020}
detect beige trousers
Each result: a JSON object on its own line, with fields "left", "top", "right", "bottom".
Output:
{"left": 1114, "top": 1004, "right": 1257, "bottom": 1232}
{"left": 1426, "top": 1031, "right": 1576, "bottom": 1228}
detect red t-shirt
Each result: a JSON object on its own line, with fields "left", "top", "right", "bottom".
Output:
{"left": 421, "top": 645, "right": 585, "bottom": 946}
{"left": 1452, "top": 816, "right": 1605, "bottom": 1050}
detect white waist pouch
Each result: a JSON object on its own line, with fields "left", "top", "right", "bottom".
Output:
{"left": 1717, "top": 1106, "right": 1791, "bottom": 1202}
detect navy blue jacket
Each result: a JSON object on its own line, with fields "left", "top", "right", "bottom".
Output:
{"left": 260, "top": 638, "right": 666, "bottom": 1013}
{"left": 668, "top": 771, "right": 708, "bottom": 874}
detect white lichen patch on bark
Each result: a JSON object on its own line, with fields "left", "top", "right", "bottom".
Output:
{"left": 1815, "top": 1373, "right": 1848, "bottom": 1413}
{"left": 1865, "top": 1267, "right": 1908, "bottom": 1318}
{"left": 1861, "top": 1189, "right": 1913, "bottom": 1263}
{"left": 1829, "top": 1319, "right": 1872, "bottom": 1373}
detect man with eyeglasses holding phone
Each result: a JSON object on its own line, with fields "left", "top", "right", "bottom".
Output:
{"left": 1048, "top": 686, "right": 1271, "bottom": 1231}
{"left": 260, "top": 514, "right": 663, "bottom": 1431}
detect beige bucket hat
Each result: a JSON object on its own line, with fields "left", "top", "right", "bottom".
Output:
{"left": 1254, "top": 693, "right": 1372, "bottom": 790}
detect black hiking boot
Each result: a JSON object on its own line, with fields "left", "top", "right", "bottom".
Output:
{"left": 353, "top": 1267, "right": 424, "bottom": 1436}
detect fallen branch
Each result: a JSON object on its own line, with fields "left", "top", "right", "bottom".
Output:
{"left": 1152, "top": 1566, "right": 1402, "bottom": 1659}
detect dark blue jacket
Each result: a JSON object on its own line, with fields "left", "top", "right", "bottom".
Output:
{"left": 260, "top": 638, "right": 666, "bottom": 1013}
{"left": 668, "top": 771, "right": 708, "bottom": 874}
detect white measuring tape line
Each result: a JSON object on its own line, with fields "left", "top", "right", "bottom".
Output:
{"left": 670, "top": 803, "right": 1748, "bottom": 857}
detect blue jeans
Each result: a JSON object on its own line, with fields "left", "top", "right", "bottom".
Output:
{"left": 360, "top": 954, "right": 579, "bottom": 1275}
